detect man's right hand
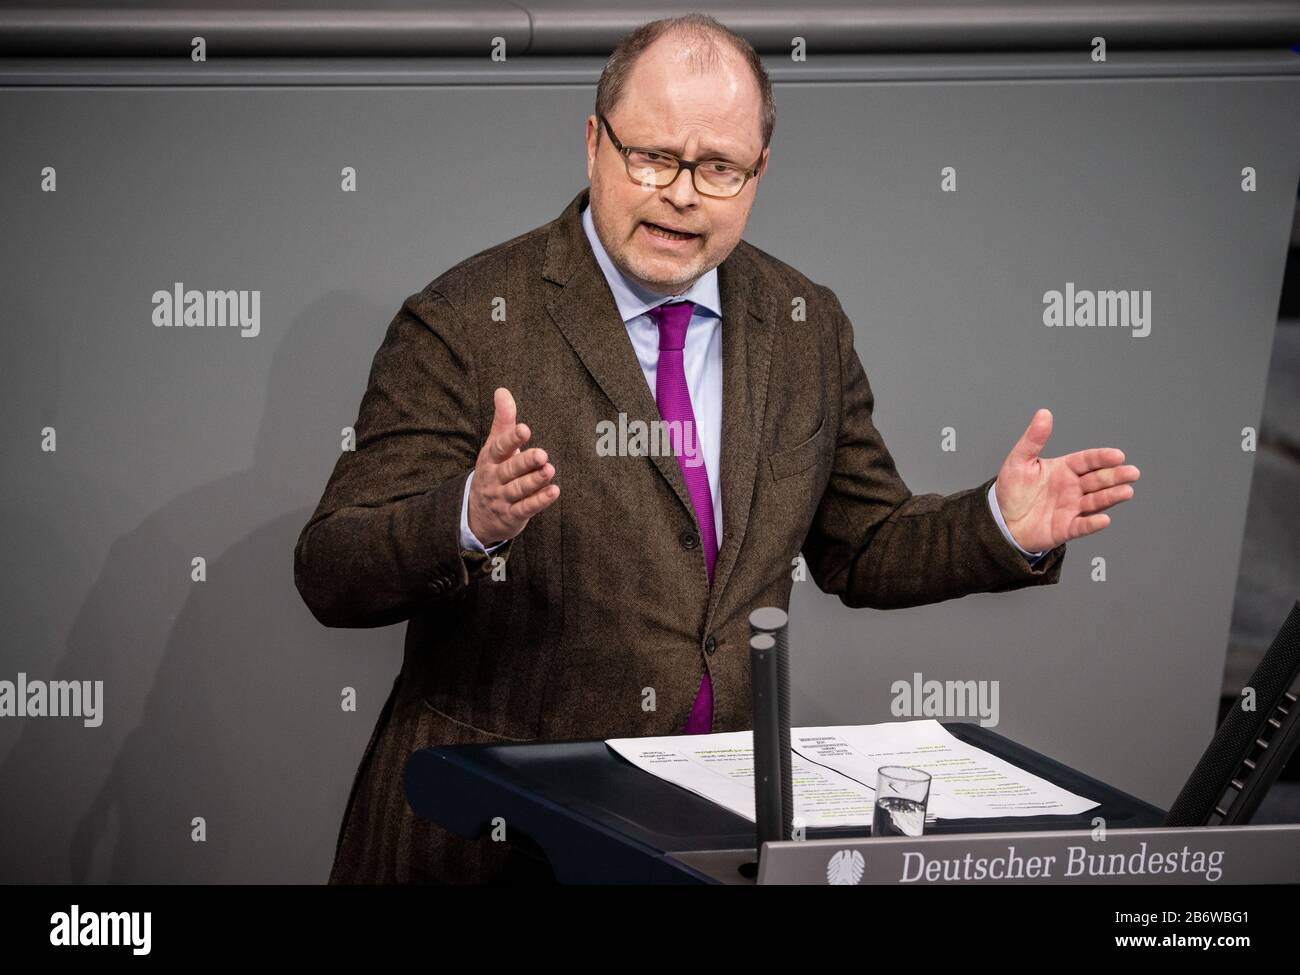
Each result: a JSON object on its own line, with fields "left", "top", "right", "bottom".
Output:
{"left": 467, "top": 387, "right": 560, "bottom": 546}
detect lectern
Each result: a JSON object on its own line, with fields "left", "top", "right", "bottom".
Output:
{"left": 405, "top": 721, "right": 1166, "bottom": 884}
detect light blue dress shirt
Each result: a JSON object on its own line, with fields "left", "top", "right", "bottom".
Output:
{"left": 461, "top": 200, "right": 1045, "bottom": 566}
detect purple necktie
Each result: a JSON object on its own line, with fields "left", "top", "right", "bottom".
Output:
{"left": 649, "top": 299, "right": 718, "bottom": 735}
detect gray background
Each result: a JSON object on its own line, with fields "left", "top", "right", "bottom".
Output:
{"left": 1, "top": 45, "right": 1298, "bottom": 881}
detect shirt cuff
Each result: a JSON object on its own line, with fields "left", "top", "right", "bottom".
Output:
{"left": 460, "top": 469, "right": 507, "bottom": 554}
{"left": 987, "top": 481, "right": 1047, "bottom": 562}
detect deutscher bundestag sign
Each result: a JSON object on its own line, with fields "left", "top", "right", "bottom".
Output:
{"left": 756, "top": 825, "right": 1300, "bottom": 885}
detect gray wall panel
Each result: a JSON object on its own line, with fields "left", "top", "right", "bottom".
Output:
{"left": 2, "top": 0, "right": 1299, "bottom": 55}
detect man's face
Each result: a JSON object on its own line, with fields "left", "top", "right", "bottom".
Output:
{"left": 585, "top": 39, "right": 769, "bottom": 297}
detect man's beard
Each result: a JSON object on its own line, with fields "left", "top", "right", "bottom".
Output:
{"left": 600, "top": 216, "right": 714, "bottom": 294}
{"left": 616, "top": 238, "right": 708, "bottom": 293}
{"left": 588, "top": 186, "right": 714, "bottom": 293}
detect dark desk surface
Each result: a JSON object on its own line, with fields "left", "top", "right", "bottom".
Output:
{"left": 405, "top": 722, "right": 1167, "bottom": 883}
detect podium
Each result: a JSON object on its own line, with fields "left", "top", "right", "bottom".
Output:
{"left": 405, "top": 721, "right": 1167, "bottom": 884}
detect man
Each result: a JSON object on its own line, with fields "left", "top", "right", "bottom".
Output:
{"left": 294, "top": 13, "right": 1140, "bottom": 884}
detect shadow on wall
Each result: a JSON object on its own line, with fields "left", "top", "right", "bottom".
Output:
{"left": 0, "top": 290, "right": 406, "bottom": 883}
{"left": 1221, "top": 187, "right": 1300, "bottom": 775}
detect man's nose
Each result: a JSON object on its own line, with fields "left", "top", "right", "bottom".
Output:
{"left": 661, "top": 166, "right": 702, "bottom": 207}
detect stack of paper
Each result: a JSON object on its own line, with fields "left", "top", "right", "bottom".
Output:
{"left": 605, "top": 719, "right": 1099, "bottom": 827}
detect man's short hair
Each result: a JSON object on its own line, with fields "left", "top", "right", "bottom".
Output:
{"left": 594, "top": 13, "right": 776, "bottom": 155}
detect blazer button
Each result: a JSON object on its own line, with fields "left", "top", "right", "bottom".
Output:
{"left": 704, "top": 635, "right": 717, "bottom": 655}
{"left": 679, "top": 528, "right": 699, "bottom": 550}
{"left": 429, "top": 577, "right": 447, "bottom": 593}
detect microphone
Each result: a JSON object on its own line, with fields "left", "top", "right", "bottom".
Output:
{"left": 749, "top": 606, "right": 794, "bottom": 864}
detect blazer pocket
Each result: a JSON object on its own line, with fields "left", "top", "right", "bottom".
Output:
{"left": 769, "top": 416, "right": 828, "bottom": 481}
{"left": 421, "top": 697, "right": 533, "bottom": 742}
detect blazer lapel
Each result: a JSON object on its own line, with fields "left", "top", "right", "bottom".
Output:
{"left": 544, "top": 189, "right": 698, "bottom": 525}
{"left": 708, "top": 253, "right": 775, "bottom": 623}
{"left": 543, "top": 187, "right": 776, "bottom": 615}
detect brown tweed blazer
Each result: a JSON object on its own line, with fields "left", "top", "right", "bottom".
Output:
{"left": 293, "top": 185, "right": 1066, "bottom": 883}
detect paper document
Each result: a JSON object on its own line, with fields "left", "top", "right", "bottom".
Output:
{"left": 604, "top": 719, "right": 1099, "bottom": 827}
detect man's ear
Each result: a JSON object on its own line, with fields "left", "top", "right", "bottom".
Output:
{"left": 585, "top": 116, "right": 598, "bottom": 178}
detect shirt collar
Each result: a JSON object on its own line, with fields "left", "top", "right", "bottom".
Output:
{"left": 581, "top": 199, "right": 721, "bottom": 323}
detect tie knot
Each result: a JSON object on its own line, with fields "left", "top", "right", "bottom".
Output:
{"left": 650, "top": 300, "right": 695, "bottom": 351}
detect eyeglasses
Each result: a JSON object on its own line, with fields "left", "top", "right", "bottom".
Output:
{"left": 597, "top": 112, "right": 764, "bottom": 199}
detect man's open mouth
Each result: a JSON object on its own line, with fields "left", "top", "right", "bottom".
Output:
{"left": 642, "top": 221, "right": 700, "bottom": 241}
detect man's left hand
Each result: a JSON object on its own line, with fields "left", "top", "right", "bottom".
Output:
{"left": 995, "top": 408, "right": 1140, "bottom": 553}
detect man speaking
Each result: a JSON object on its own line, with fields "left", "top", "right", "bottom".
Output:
{"left": 294, "top": 13, "right": 1140, "bottom": 884}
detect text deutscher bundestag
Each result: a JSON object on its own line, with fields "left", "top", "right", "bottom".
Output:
{"left": 899, "top": 842, "right": 1224, "bottom": 882}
